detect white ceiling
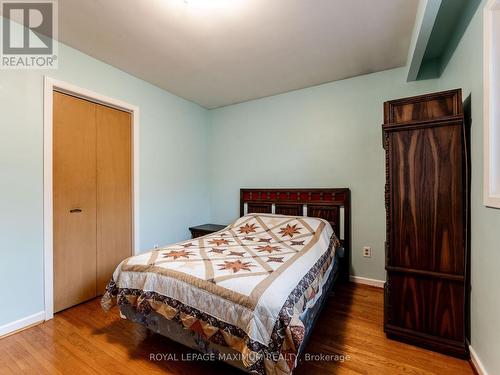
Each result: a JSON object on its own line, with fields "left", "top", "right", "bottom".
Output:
{"left": 58, "top": 0, "right": 419, "bottom": 108}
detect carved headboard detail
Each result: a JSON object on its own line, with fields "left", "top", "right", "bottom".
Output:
{"left": 240, "top": 188, "right": 351, "bottom": 282}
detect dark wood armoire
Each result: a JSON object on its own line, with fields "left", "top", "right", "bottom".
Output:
{"left": 382, "top": 89, "right": 470, "bottom": 358}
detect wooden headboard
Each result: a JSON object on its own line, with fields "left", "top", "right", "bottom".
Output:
{"left": 240, "top": 188, "right": 351, "bottom": 282}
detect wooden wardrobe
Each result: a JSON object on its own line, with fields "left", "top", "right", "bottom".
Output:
{"left": 53, "top": 91, "right": 132, "bottom": 313}
{"left": 382, "top": 89, "right": 470, "bottom": 358}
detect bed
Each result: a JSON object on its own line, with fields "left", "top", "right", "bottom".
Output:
{"left": 102, "top": 188, "right": 351, "bottom": 375}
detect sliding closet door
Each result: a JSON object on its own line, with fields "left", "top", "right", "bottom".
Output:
{"left": 96, "top": 105, "right": 132, "bottom": 293}
{"left": 53, "top": 92, "right": 97, "bottom": 312}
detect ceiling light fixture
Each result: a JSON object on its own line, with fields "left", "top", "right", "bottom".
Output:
{"left": 183, "top": 0, "right": 244, "bottom": 10}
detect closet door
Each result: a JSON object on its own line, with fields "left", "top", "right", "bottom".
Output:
{"left": 96, "top": 105, "right": 132, "bottom": 293}
{"left": 53, "top": 92, "right": 97, "bottom": 312}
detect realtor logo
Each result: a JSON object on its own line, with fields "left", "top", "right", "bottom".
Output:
{"left": 1, "top": 0, "right": 58, "bottom": 68}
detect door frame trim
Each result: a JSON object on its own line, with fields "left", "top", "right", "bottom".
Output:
{"left": 43, "top": 76, "right": 140, "bottom": 320}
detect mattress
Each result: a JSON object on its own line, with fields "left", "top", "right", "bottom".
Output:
{"left": 102, "top": 213, "right": 340, "bottom": 374}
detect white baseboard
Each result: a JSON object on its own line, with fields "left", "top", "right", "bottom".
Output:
{"left": 350, "top": 275, "right": 385, "bottom": 288}
{"left": 470, "top": 345, "right": 489, "bottom": 375}
{"left": 0, "top": 311, "right": 45, "bottom": 338}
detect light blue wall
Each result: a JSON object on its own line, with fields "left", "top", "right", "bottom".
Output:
{"left": 0, "top": 42, "right": 210, "bottom": 326}
{"left": 207, "top": 2, "right": 500, "bottom": 372}
{"left": 207, "top": 68, "right": 438, "bottom": 281}
{"left": 437, "top": 0, "right": 500, "bottom": 373}
{"left": 2, "top": 6, "right": 498, "bottom": 374}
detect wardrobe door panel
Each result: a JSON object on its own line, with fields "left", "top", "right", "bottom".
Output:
{"left": 389, "top": 125, "right": 465, "bottom": 275}
{"left": 386, "top": 274, "right": 465, "bottom": 342}
{"left": 96, "top": 105, "right": 132, "bottom": 294}
{"left": 53, "top": 92, "right": 97, "bottom": 312}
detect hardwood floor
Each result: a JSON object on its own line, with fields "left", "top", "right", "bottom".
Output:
{"left": 0, "top": 283, "right": 474, "bottom": 374}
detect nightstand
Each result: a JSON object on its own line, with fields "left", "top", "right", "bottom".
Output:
{"left": 189, "top": 224, "right": 226, "bottom": 239}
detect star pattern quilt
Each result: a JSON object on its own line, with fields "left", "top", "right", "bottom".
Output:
{"left": 102, "top": 213, "right": 339, "bottom": 374}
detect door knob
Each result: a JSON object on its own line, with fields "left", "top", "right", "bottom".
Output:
{"left": 69, "top": 208, "right": 82, "bottom": 213}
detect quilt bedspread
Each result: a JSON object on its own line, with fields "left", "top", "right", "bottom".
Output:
{"left": 102, "top": 213, "right": 339, "bottom": 374}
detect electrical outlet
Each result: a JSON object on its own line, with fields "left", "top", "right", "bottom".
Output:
{"left": 363, "top": 246, "right": 372, "bottom": 258}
